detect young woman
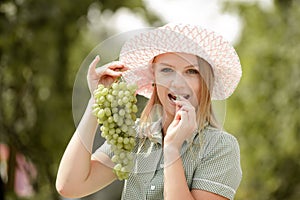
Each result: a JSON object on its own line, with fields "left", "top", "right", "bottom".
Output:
{"left": 56, "top": 23, "right": 242, "bottom": 200}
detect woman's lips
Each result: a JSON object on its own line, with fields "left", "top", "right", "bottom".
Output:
{"left": 168, "top": 93, "right": 190, "bottom": 102}
{"left": 168, "top": 93, "right": 177, "bottom": 101}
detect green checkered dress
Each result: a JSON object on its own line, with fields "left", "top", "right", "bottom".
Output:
{"left": 94, "top": 121, "right": 242, "bottom": 200}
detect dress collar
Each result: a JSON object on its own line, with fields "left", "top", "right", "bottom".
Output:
{"left": 139, "top": 119, "right": 208, "bottom": 145}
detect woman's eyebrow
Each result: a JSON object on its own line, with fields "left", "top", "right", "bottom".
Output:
{"left": 154, "top": 63, "right": 199, "bottom": 68}
{"left": 184, "top": 64, "right": 199, "bottom": 69}
{"left": 153, "top": 62, "right": 174, "bottom": 67}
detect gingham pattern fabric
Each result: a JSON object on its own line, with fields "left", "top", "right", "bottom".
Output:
{"left": 93, "top": 125, "right": 242, "bottom": 200}
{"left": 119, "top": 23, "right": 242, "bottom": 100}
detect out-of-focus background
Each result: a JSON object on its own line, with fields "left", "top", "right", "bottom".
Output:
{"left": 1, "top": 0, "right": 300, "bottom": 199}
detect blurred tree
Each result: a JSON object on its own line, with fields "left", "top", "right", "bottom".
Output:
{"left": 224, "top": 0, "right": 300, "bottom": 199}
{"left": 0, "top": 0, "right": 160, "bottom": 199}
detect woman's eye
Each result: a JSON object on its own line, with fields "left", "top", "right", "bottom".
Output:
{"left": 187, "top": 69, "right": 199, "bottom": 74}
{"left": 161, "top": 68, "right": 173, "bottom": 73}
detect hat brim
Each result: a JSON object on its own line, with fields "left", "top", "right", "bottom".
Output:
{"left": 120, "top": 23, "right": 242, "bottom": 100}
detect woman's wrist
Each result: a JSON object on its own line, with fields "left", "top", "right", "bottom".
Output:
{"left": 87, "top": 96, "right": 97, "bottom": 112}
{"left": 163, "top": 144, "right": 181, "bottom": 167}
{"left": 163, "top": 138, "right": 183, "bottom": 152}
{"left": 89, "top": 95, "right": 95, "bottom": 103}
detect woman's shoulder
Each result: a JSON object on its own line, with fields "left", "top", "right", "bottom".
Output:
{"left": 198, "top": 126, "right": 240, "bottom": 157}
{"left": 202, "top": 126, "right": 239, "bottom": 143}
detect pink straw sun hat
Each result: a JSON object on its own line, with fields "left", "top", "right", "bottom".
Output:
{"left": 120, "top": 23, "right": 242, "bottom": 100}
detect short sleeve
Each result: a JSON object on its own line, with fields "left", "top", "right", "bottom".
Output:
{"left": 192, "top": 131, "right": 242, "bottom": 200}
{"left": 91, "top": 141, "right": 114, "bottom": 162}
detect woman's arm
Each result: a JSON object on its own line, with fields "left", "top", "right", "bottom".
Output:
{"left": 56, "top": 56, "right": 127, "bottom": 198}
{"left": 163, "top": 98, "right": 229, "bottom": 200}
{"left": 164, "top": 146, "right": 194, "bottom": 200}
{"left": 164, "top": 145, "right": 229, "bottom": 200}
{"left": 56, "top": 98, "right": 117, "bottom": 198}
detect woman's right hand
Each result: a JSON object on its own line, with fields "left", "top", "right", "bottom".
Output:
{"left": 87, "top": 55, "right": 128, "bottom": 95}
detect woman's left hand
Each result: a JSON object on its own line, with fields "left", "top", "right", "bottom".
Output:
{"left": 164, "top": 97, "right": 198, "bottom": 150}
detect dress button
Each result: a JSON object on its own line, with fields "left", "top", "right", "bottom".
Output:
{"left": 160, "top": 163, "right": 164, "bottom": 168}
{"left": 150, "top": 185, "right": 155, "bottom": 190}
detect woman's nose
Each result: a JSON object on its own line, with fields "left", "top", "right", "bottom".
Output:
{"left": 170, "top": 72, "right": 186, "bottom": 89}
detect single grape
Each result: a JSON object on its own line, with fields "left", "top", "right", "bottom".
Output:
{"left": 111, "top": 155, "right": 119, "bottom": 163}
{"left": 119, "top": 109, "right": 125, "bottom": 116}
{"left": 123, "top": 137, "right": 129, "bottom": 145}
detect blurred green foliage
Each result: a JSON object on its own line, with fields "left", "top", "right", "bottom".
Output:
{"left": 224, "top": 0, "right": 300, "bottom": 199}
{"left": 0, "top": 0, "right": 159, "bottom": 199}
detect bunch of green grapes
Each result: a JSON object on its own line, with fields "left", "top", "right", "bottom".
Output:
{"left": 92, "top": 79, "right": 138, "bottom": 180}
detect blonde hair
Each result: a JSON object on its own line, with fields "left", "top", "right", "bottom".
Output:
{"left": 140, "top": 55, "right": 220, "bottom": 133}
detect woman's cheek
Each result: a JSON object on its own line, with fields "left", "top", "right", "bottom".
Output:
{"left": 156, "top": 78, "right": 171, "bottom": 89}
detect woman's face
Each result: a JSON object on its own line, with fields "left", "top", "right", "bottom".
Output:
{"left": 153, "top": 52, "right": 202, "bottom": 117}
